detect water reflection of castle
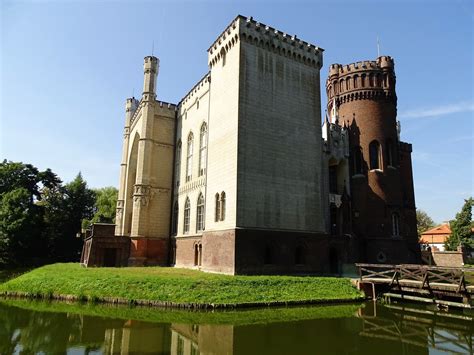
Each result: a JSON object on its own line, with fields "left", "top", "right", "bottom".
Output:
{"left": 1, "top": 302, "right": 473, "bottom": 354}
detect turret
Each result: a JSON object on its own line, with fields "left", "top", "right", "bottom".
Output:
{"left": 142, "top": 56, "right": 159, "bottom": 100}
{"left": 125, "top": 97, "right": 139, "bottom": 128}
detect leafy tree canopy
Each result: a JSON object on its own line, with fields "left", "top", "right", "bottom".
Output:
{"left": 445, "top": 197, "right": 473, "bottom": 251}
{"left": 82, "top": 187, "right": 118, "bottom": 229}
{"left": 416, "top": 209, "right": 435, "bottom": 238}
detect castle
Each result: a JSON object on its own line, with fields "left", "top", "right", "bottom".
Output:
{"left": 81, "top": 15, "right": 420, "bottom": 274}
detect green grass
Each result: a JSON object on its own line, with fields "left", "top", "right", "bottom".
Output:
{"left": 0, "top": 263, "right": 362, "bottom": 307}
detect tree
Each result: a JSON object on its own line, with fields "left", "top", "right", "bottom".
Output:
{"left": 416, "top": 209, "right": 435, "bottom": 238}
{"left": 82, "top": 186, "right": 118, "bottom": 229}
{"left": 46, "top": 173, "right": 95, "bottom": 261}
{"left": 445, "top": 197, "right": 473, "bottom": 251}
{"left": 0, "top": 161, "right": 61, "bottom": 266}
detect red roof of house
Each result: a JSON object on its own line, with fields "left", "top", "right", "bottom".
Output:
{"left": 421, "top": 224, "right": 451, "bottom": 236}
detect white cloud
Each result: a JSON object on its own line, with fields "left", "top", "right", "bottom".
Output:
{"left": 399, "top": 100, "right": 474, "bottom": 119}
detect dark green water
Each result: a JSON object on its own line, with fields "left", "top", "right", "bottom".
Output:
{"left": 0, "top": 300, "right": 472, "bottom": 355}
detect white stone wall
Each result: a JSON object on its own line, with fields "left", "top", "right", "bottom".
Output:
{"left": 174, "top": 77, "right": 210, "bottom": 238}
{"left": 204, "top": 23, "right": 241, "bottom": 232}
{"left": 236, "top": 22, "right": 325, "bottom": 233}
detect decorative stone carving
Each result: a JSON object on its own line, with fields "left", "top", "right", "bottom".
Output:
{"left": 133, "top": 184, "right": 152, "bottom": 207}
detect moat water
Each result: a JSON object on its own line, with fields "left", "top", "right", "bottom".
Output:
{"left": 0, "top": 300, "right": 472, "bottom": 355}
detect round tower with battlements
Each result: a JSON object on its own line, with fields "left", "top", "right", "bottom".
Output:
{"left": 326, "top": 56, "right": 419, "bottom": 264}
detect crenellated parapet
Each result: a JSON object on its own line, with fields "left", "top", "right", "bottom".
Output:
{"left": 326, "top": 56, "right": 396, "bottom": 108}
{"left": 208, "top": 15, "right": 323, "bottom": 69}
{"left": 178, "top": 72, "right": 211, "bottom": 109}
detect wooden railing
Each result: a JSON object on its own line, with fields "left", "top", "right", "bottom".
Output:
{"left": 355, "top": 263, "right": 471, "bottom": 293}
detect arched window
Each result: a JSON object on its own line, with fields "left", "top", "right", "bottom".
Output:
{"left": 220, "top": 192, "right": 226, "bottom": 221}
{"left": 199, "top": 123, "right": 207, "bottom": 176}
{"left": 369, "top": 140, "right": 381, "bottom": 170}
{"left": 392, "top": 213, "right": 400, "bottom": 237}
{"left": 175, "top": 140, "right": 181, "bottom": 187}
{"left": 215, "top": 193, "right": 221, "bottom": 222}
{"left": 194, "top": 244, "right": 199, "bottom": 266}
{"left": 352, "top": 146, "right": 363, "bottom": 175}
{"left": 383, "top": 74, "right": 388, "bottom": 87}
{"left": 196, "top": 193, "right": 205, "bottom": 232}
{"left": 369, "top": 73, "right": 374, "bottom": 87}
{"left": 376, "top": 74, "right": 382, "bottom": 87}
{"left": 345, "top": 77, "right": 350, "bottom": 90}
{"left": 353, "top": 75, "right": 358, "bottom": 89}
{"left": 333, "top": 81, "right": 337, "bottom": 94}
{"left": 361, "top": 74, "right": 366, "bottom": 88}
{"left": 183, "top": 197, "right": 190, "bottom": 234}
{"left": 295, "top": 245, "right": 305, "bottom": 265}
{"left": 172, "top": 201, "right": 178, "bottom": 235}
{"left": 386, "top": 139, "right": 395, "bottom": 167}
{"left": 186, "top": 133, "right": 193, "bottom": 182}
{"left": 339, "top": 80, "right": 344, "bottom": 92}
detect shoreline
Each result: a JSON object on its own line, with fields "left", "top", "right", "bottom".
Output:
{"left": 0, "top": 263, "right": 365, "bottom": 310}
{"left": 0, "top": 290, "right": 366, "bottom": 310}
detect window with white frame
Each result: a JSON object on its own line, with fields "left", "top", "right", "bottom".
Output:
{"left": 183, "top": 197, "right": 190, "bottom": 234}
{"left": 196, "top": 193, "right": 205, "bottom": 231}
{"left": 199, "top": 123, "right": 207, "bottom": 176}
{"left": 186, "top": 133, "right": 193, "bottom": 182}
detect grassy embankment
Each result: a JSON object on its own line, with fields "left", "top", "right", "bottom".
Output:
{"left": 0, "top": 263, "right": 363, "bottom": 308}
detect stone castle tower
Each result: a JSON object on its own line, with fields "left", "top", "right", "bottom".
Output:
{"left": 326, "top": 56, "right": 419, "bottom": 263}
{"left": 115, "top": 56, "right": 176, "bottom": 266}
{"left": 81, "top": 16, "right": 420, "bottom": 272}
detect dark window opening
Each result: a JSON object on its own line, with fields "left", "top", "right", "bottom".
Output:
{"left": 329, "top": 165, "right": 338, "bottom": 193}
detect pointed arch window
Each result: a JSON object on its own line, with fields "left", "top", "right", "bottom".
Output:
{"left": 392, "top": 213, "right": 400, "bottom": 237}
{"left": 175, "top": 140, "right": 181, "bottom": 187}
{"left": 352, "top": 146, "right": 363, "bottom": 175}
{"left": 186, "top": 133, "right": 193, "bottom": 182}
{"left": 369, "top": 140, "right": 381, "bottom": 170}
{"left": 220, "top": 192, "right": 226, "bottom": 221}
{"left": 215, "top": 193, "right": 220, "bottom": 222}
{"left": 172, "top": 201, "right": 179, "bottom": 235}
{"left": 199, "top": 123, "right": 207, "bottom": 176}
{"left": 183, "top": 197, "right": 191, "bottom": 234}
{"left": 369, "top": 73, "right": 374, "bottom": 87}
{"left": 386, "top": 139, "right": 395, "bottom": 167}
{"left": 196, "top": 193, "right": 205, "bottom": 232}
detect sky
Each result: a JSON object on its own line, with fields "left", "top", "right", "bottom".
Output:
{"left": 1, "top": 0, "right": 473, "bottom": 224}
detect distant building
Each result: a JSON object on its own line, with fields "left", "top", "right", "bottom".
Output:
{"left": 81, "top": 15, "right": 420, "bottom": 274}
{"left": 419, "top": 224, "right": 451, "bottom": 251}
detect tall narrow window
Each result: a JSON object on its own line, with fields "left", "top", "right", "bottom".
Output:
{"left": 353, "top": 75, "right": 358, "bottom": 89}
{"left": 361, "top": 74, "right": 366, "bottom": 88}
{"left": 199, "top": 123, "right": 207, "bottom": 176}
{"left": 392, "top": 213, "right": 400, "bottom": 237}
{"left": 352, "top": 146, "right": 363, "bottom": 175}
{"left": 220, "top": 192, "right": 226, "bottom": 221}
{"left": 329, "top": 165, "right": 338, "bottom": 193}
{"left": 369, "top": 140, "right": 381, "bottom": 170}
{"left": 186, "top": 133, "right": 193, "bottom": 182}
{"left": 346, "top": 77, "right": 350, "bottom": 90}
{"left": 183, "top": 197, "right": 190, "bottom": 234}
{"left": 172, "top": 201, "right": 179, "bottom": 235}
{"left": 339, "top": 80, "right": 344, "bottom": 92}
{"left": 175, "top": 140, "right": 181, "bottom": 187}
{"left": 386, "top": 139, "right": 395, "bottom": 167}
{"left": 215, "top": 193, "right": 220, "bottom": 222}
{"left": 369, "top": 73, "right": 374, "bottom": 87}
{"left": 196, "top": 193, "right": 205, "bottom": 231}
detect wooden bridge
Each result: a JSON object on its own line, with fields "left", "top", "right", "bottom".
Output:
{"left": 356, "top": 263, "right": 474, "bottom": 309}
